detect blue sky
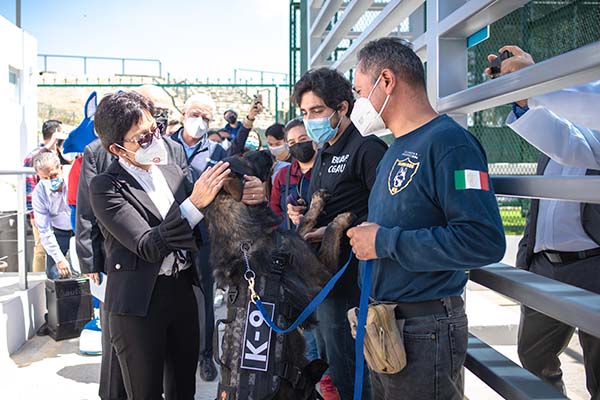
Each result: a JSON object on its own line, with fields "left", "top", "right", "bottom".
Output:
{"left": 0, "top": 0, "right": 289, "bottom": 82}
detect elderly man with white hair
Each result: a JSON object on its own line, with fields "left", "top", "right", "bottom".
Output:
{"left": 170, "top": 92, "right": 268, "bottom": 382}
{"left": 170, "top": 93, "right": 226, "bottom": 181}
{"left": 32, "top": 151, "right": 76, "bottom": 280}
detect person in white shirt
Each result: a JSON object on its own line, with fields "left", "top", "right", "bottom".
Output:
{"left": 32, "top": 152, "right": 75, "bottom": 279}
{"left": 487, "top": 46, "right": 600, "bottom": 170}
{"left": 487, "top": 45, "right": 600, "bottom": 398}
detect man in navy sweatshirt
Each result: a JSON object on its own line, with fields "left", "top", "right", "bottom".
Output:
{"left": 347, "top": 38, "right": 506, "bottom": 400}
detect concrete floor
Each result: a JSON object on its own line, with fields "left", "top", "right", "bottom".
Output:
{"left": 0, "top": 236, "right": 591, "bottom": 399}
{"left": 3, "top": 305, "right": 226, "bottom": 400}
{"left": 3, "top": 285, "right": 590, "bottom": 400}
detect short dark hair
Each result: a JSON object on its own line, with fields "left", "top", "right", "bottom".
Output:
{"left": 283, "top": 118, "right": 304, "bottom": 140}
{"left": 94, "top": 91, "right": 155, "bottom": 150}
{"left": 357, "top": 37, "right": 425, "bottom": 89}
{"left": 207, "top": 129, "right": 222, "bottom": 139}
{"left": 292, "top": 67, "right": 354, "bottom": 115}
{"left": 42, "top": 120, "right": 62, "bottom": 141}
{"left": 265, "top": 123, "right": 285, "bottom": 140}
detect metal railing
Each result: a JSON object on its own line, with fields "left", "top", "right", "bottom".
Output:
{"left": 0, "top": 168, "right": 34, "bottom": 290}
{"left": 38, "top": 53, "right": 163, "bottom": 77}
{"left": 233, "top": 68, "right": 288, "bottom": 85}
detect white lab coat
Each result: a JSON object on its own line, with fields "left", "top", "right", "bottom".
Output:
{"left": 507, "top": 81, "right": 600, "bottom": 170}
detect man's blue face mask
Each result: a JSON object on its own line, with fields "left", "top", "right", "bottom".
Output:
{"left": 42, "top": 176, "right": 63, "bottom": 191}
{"left": 303, "top": 110, "right": 341, "bottom": 145}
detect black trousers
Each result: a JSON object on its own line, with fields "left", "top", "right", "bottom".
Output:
{"left": 518, "top": 253, "right": 600, "bottom": 399}
{"left": 109, "top": 270, "right": 199, "bottom": 400}
{"left": 194, "top": 244, "right": 214, "bottom": 359}
{"left": 99, "top": 301, "right": 127, "bottom": 400}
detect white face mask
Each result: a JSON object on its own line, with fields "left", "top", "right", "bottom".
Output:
{"left": 351, "top": 74, "right": 390, "bottom": 137}
{"left": 220, "top": 138, "right": 231, "bottom": 151}
{"left": 117, "top": 137, "right": 168, "bottom": 166}
{"left": 268, "top": 143, "right": 288, "bottom": 158}
{"left": 184, "top": 117, "right": 209, "bottom": 139}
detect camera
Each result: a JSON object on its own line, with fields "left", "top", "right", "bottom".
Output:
{"left": 490, "top": 50, "right": 512, "bottom": 79}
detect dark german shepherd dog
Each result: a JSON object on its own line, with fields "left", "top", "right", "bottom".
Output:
{"left": 202, "top": 151, "right": 355, "bottom": 400}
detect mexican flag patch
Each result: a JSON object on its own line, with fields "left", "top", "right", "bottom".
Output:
{"left": 455, "top": 170, "right": 489, "bottom": 191}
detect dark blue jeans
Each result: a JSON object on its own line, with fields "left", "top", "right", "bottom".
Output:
{"left": 45, "top": 228, "right": 75, "bottom": 280}
{"left": 315, "top": 296, "right": 372, "bottom": 400}
{"left": 370, "top": 299, "right": 468, "bottom": 400}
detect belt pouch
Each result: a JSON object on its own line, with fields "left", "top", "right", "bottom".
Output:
{"left": 347, "top": 303, "right": 407, "bottom": 374}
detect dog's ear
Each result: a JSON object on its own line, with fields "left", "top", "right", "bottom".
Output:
{"left": 244, "top": 151, "right": 274, "bottom": 183}
{"left": 222, "top": 176, "right": 244, "bottom": 202}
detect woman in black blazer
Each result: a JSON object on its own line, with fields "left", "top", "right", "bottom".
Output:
{"left": 89, "top": 91, "right": 231, "bottom": 399}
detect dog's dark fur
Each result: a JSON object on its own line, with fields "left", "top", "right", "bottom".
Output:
{"left": 203, "top": 151, "right": 355, "bottom": 400}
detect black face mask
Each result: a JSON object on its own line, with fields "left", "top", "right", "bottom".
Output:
{"left": 289, "top": 141, "right": 316, "bottom": 163}
{"left": 226, "top": 114, "right": 237, "bottom": 124}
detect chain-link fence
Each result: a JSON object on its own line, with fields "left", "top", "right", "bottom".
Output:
{"left": 467, "top": 0, "right": 600, "bottom": 233}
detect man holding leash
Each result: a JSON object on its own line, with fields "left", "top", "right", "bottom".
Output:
{"left": 347, "top": 38, "right": 505, "bottom": 399}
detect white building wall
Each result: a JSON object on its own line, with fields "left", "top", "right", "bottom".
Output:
{"left": 0, "top": 14, "right": 37, "bottom": 211}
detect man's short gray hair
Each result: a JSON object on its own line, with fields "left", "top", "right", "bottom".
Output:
{"left": 357, "top": 37, "right": 425, "bottom": 89}
{"left": 183, "top": 93, "right": 217, "bottom": 114}
{"left": 32, "top": 152, "right": 60, "bottom": 172}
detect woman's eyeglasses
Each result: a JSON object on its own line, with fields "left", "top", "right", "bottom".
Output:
{"left": 122, "top": 126, "right": 161, "bottom": 149}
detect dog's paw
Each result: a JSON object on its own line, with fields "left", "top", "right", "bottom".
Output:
{"left": 310, "top": 189, "right": 330, "bottom": 208}
{"left": 331, "top": 212, "right": 356, "bottom": 230}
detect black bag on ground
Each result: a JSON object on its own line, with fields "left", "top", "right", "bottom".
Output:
{"left": 45, "top": 277, "right": 93, "bottom": 341}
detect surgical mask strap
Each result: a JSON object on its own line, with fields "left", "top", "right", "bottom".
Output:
{"left": 328, "top": 109, "right": 343, "bottom": 130}
{"left": 379, "top": 95, "right": 390, "bottom": 117}
{"left": 367, "top": 74, "right": 383, "bottom": 100}
{"left": 368, "top": 74, "right": 389, "bottom": 117}
{"left": 115, "top": 143, "right": 136, "bottom": 156}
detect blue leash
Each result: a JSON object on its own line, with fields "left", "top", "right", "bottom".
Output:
{"left": 253, "top": 253, "right": 373, "bottom": 400}
{"left": 254, "top": 251, "right": 354, "bottom": 334}
{"left": 354, "top": 259, "right": 372, "bottom": 400}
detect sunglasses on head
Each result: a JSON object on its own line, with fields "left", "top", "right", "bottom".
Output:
{"left": 122, "top": 125, "right": 161, "bottom": 149}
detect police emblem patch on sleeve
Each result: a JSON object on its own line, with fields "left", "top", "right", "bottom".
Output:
{"left": 388, "top": 158, "right": 420, "bottom": 195}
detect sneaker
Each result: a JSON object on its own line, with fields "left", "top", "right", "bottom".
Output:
{"left": 199, "top": 356, "right": 218, "bottom": 382}
{"left": 319, "top": 374, "right": 340, "bottom": 400}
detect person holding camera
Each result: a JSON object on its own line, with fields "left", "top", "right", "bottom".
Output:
{"left": 486, "top": 45, "right": 600, "bottom": 398}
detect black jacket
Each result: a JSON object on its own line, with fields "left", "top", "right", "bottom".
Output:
{"left": 75, "top": 137, "right": 191, "bottom": 274}
{"left": 516, "top": 154, "right": 600, "bottom": 269}
{"left": 89, "top": 160, "right": 199, "bottom": 316}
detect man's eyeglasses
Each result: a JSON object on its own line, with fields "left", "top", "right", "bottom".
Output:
{"left": 122, "top": 126, "right": 161, "bottom": 149}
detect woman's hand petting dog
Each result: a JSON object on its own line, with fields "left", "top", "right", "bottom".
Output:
{"left": 348, "top": 222, "right": 380, "bottom": 260}
{"left": 190, "top": 161, "right": 231, "bottom": 209}
{"left": 242, "top": 175, "right": 267, "bottom": 205}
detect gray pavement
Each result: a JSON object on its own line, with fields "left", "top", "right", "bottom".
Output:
{"left": 3, "top": 305, "right": 226, "bottom": 400}
{"left": 0, "top": 236, "right": 590, "bottom": 399}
